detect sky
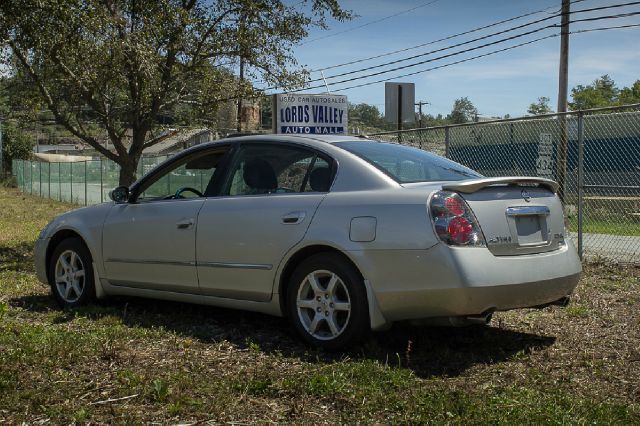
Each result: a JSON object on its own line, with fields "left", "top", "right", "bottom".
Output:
{"left": 284, "top": 0, "right": 640, "bottom": 118}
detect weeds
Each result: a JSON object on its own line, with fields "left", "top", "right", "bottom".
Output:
{"left": 0, "top": 187, "right": 638, "bottom": 424}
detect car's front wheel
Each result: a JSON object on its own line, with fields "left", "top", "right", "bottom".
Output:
{"left": 48, "top": 238, "right": 95, "bottom": 308}
{"left": 287, "top": 253, "right": 369, "bottom": 350}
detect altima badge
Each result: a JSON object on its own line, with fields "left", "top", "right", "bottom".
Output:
{"left": 521, "top": 189, "right": 531, "bottom": 202}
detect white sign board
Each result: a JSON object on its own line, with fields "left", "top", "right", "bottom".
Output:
{"left": 385, "top": 82, "right": 415, "bottom": 124}
{"left": 536, "top": 133, "right": 554, "bottom": 179}
{"left": 274, "top": 93, "right": 348, "bottom": 135}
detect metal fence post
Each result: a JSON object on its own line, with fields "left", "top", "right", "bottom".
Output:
{"left": 58, "top": 162, "right": 62, "bottom": 201}
{"left": 30, "top": 161, "right": 33, "bottom": 194}
{"left": 444, "top": 126, "right": 450, "bottom": 158}
{"left": 100, "top": 157, "right": 103, "bottom": 203}
{"left": 70, "top": 163, "right": 73, "bottom": 203}
{"left": 39, "top": 162, "right": 42, "bottom": 196}
{"left": 84, "top": 161, "right": 88, "bottom": 206}
{"left": 577, "top": 112, "right": 584, "bottom": 260}
{"left": 48, "top": 162, "right": 51, "bottom": 197}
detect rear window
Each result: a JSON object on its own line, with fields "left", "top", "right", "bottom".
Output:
{"left": 334, "top": 141, "right": 482, "bottom": 183}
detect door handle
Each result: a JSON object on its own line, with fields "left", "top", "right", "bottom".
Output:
{"left": 176, "top": 218, "right": 194, "bottom": 229}
{"left": 281, "top": 211, "right": 306, "bottom": 224}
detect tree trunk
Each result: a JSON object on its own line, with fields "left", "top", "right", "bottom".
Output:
{"left": 118, "top": 158, "right": 138, "bottom": 187}
{"left": 117, "top": 127, "right": 147, "bottom": 186}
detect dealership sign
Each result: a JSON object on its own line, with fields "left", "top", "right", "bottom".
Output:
{"left": 274, "top": 93, "right": 348, "bottom": 135}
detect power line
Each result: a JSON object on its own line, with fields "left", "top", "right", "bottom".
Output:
{"left": 298, "top": 0, "right": 442, "bottom": 46}
{"left": 304, "top": 1, "right": 640, "bottom": 85}
{"left": 212, "top": 21, "right": 639, "bottom": 103}
{"left": 317, "top": 23, "right": 640, "bottom": 93}
{"left": 311, "top": 0, "right": 564, "bottom": 73}
{"left": 256, "top": 2, "right": 638, "bottom": 91}
{"left": 310, "top": 0, "right": 599, "bottom": 73}
{"left": 287, "top": 10, "right": 640, "bottom": 93}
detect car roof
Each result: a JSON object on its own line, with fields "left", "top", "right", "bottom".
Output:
{"left": 200, "top": 133, "right": 372, "bottom": 149}
{"left": 174, "top": 133, "right": 380, "bottom": 156}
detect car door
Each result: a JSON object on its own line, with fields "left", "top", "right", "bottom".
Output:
{"left": 196, "top": 142, "right": 334, "bottom": 302}
{"left": 102, "top": 146, "right": 230, "bottom": 293}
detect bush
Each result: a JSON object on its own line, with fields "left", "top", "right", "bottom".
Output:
{"left": 1, "top": 122, "right": 33, "bottom": 173}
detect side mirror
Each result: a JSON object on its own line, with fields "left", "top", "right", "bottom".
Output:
{"left": 109, "top": 186, "right": 130, "bottom": 203}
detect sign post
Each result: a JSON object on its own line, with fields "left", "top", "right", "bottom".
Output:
{"left": 385, "top": 82, "right": 415, "bottom": 130}
{"left": 536, "top": 133, "right": 554, "bottom": 179}
{"left": 273, "top": 93, "right": 348, "bottom": 135}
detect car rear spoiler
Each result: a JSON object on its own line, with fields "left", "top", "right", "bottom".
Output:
{"left": 442, "top": 177, "right": 559, "bottom": 194}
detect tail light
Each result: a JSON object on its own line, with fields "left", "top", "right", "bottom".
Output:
{"left": 429, "top": 191, "right": 485, "bottom": 246}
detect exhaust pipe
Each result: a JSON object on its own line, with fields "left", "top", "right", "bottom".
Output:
{"left": 408, "top": 309, "right": 495, "bottom": 327}
{"left": 463, "top": 312, "right": 493, "bottom": 325}
{"left": 448, "top": 310, "right": 494, "bottom": 327}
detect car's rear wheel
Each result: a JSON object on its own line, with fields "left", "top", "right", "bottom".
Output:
{"left": 287, "top": 253, "right": 368, "bottom": 349}
{"left": 48, "top": 238, "right": 95, "bottom": 308}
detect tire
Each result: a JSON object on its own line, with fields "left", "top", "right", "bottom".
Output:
{"left": 287, "top": 253, "right": 369, "bottom": 350}
{"left": 48, "top": 237, "right": 96, "bottom": 308}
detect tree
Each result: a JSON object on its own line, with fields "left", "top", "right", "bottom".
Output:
{"left": 447, "top": 97, "right": 477, "bottom": 124}
{"left": 348, "top": 102, "right": 386, "bottom": 130}
{"left": 569, "top": 75, "right": 619, "bottom": 110}
{"left": 0, "top": 0, "right": 351, "bottom": 185}
{"left": 1, "top": 121, "right": 33, "bottom": 172}
{"left": 618, "top": 80, "right": 640, "bottom": 105}
{"left": 527, "top": 96, "right": 552, "bottom": 115}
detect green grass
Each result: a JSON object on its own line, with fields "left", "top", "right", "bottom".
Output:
{"left": 1, "top": 186, "right": 639, "bottom": 423}
{"left": 569, "top": 218, "right": 640, "bottom": 236}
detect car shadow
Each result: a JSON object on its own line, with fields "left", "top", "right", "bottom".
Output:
{"left": 10, "top": 294, "right": 555, "bottom": 379}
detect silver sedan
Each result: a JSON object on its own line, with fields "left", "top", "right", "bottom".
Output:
{"left": 34, "top": 135, "right": 581, "bottom": 349}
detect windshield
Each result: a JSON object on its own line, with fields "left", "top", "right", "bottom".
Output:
{"left": 334, "top": 141, "right": 482, "bottom": 183}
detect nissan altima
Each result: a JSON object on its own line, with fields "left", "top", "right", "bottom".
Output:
{"left": 34, "top": 135, "right": 581, "bottom": 349}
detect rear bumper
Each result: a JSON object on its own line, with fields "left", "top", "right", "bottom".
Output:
{"left": 349, "top": 240, "right": 582, "bottom": 324}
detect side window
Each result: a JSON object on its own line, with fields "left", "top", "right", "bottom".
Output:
{"left": 138, "top": 150, "right": 226, "bottom": 201}
{"left": 224, "top": 144, "right": 331, "bottom": 196}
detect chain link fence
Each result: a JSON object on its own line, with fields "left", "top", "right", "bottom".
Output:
{"left": 370, "top": 104, "right": 640, "bottom": 264}
{"left": 12, "top": 155, "right": 170, "bottom": 205}
{"left": 9, "top": 104, "right": 640, "bottom": 263}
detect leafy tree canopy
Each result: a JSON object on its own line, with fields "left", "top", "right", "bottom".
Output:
{"left": 447, "top": 97, "right": 477, "bottom": 124}
{"left": 569, "top": 75, "right": 640, "bottom": 110}
{"left": 527, "top": 96, "right": 552, "bottom": 115}
{"left": 0, "top": 0, "right": 351, "bottom": 184}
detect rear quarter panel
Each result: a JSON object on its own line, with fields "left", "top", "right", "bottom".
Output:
{"left": 303, "top": 187, "right": 441, "bottom": 251}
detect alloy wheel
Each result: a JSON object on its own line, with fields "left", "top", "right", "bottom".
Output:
{"left": 54, "top": 249, "right": 86, "bottom": 303}
{"left": 296, "top": 269, "right": 351, "bottom": 341}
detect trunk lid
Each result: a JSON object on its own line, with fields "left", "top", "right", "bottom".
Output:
{"left": 443, "top": 178, "right": 566, "bottom": 256}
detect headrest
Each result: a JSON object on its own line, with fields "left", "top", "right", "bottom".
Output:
{"left": 243, "top": 158, "right": 277, "bottom": 191}
{"left": 309, "top": 166, "right": 331, "bottom": 192}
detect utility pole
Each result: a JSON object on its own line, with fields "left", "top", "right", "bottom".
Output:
{"left": 397, "top": 85, "right": 403, "bottom": 131}
{"left": 556, "top": 0, "right": 570, "bottom": 201}
{"left": 415, "top": 101, "right": 429, "bottom": 128}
